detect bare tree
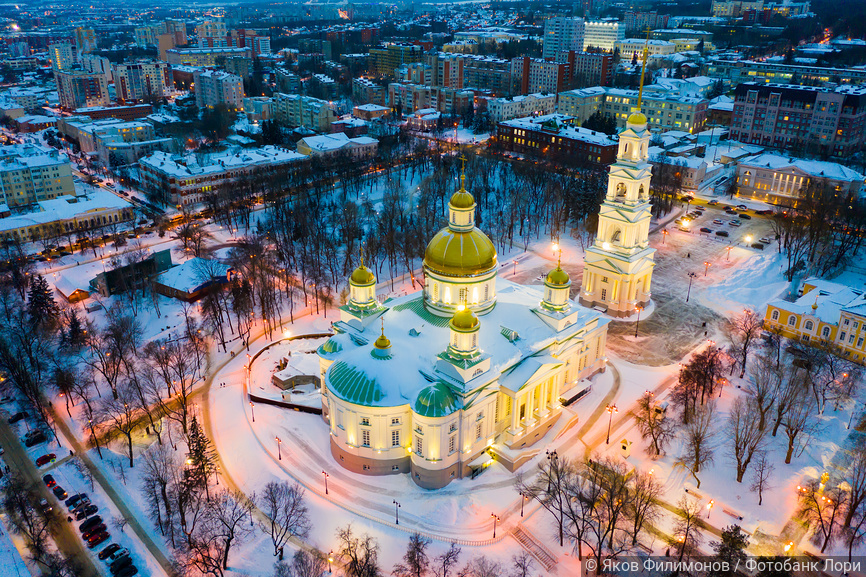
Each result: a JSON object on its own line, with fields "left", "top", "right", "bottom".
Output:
{"left": 433, "top": 543, "right": 461, "bottom": 577}
{"left": 671, "top": 496, "right": 704, "bottom": 564}
{"left": 798, "top": 479, "right": 848, "bottom": 553}
{"left": 393, "top": 533, "right": 431, "bottom": 577}
{"left": 634, "top": 393, "right": 677, "bottom": 457}
{"left": 515, "top": 455, "right": 571, "bottom": 547}
{"left": 749, "top": 452, "right": 774, "bottom": 506}
{"left": 459, "top": 556, "right": 502, "bottom": 577}
{"left": 288, "top": 549, "right": 327, "bottom": 577}
{"left": 728, "top": 309, "right": 763, "bottom": 378}
{"left": 96, "top": 381, "right": 138, "bottom": 467}
{"left": 204, "top": 488, "right": 255, "bottom": 569}
{"left": 843, "top": 444, "right": 866, "bottom": 527}
{"left": 728, "top": 396, "right": 767, "bottom": 483}
{"left": 335, "top": 524, "right": 380, "bottom": 577}
{"left": 782, "top": 395, "right": 817, "bottom": 464}
{"left": 258, "top": 481, "right": 311, "bottom": 557}
{"left": 746, "top": 356, "right": 781, "bottom": 431}
{"left": 627, "top": 469, "right": 662, "bottom": 546}
{"left": 676, "top": 401, "right": 716, "bottom": 488}
{"left": 510, "top": 551, "right": 534, "bottom": 577}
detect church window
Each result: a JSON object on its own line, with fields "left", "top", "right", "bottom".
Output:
{"left": 788, "top": 316, "right": 797, "bottom": 327}
{"left": 823, "top": 327, "right": 831, "bottom": 338}
{"left": 771, "top": 310, "right": 779, "bottom": 321}
{"left": 449, "top": 435, "right": 456, "bottom": 454}
{"left": 433, "top": 283, "right": 439, "bottom": 301}
{"left": 805, "top": 321, "right": 813, "bottom": 331}
{"left": 449, "top": 422, "right": 457, "bottom": 433}
{"left": 639, "top": 184, "right": 645, "bottom": 197}
{"left": 610, "top": 229, "right": 621, "bottom": 244}
{"left": 415, "top": 436, "right": 423, "bottom": 455}
{"left": 360, "top": 417, "right": 370, "bottom": 426}
{"left": 391, "top": 430, "right": 400, "bottom": 447}
{"left": 519, "top": 403, "right": 526, "bottom": 420}
{"left": 472, "top": 334, "right": 477, "bottom": 348}
{"left": 391, "top": 417, "right": 401, "bottom": 425}
{"left": 362, "top": 430, "right": 370, "bottom": 447}
{"left": 459, "top": 288, "right": 467, "bottom": 303}
{"left": 476, "top": 423, "right": 483, "bottom": 440}
{"left": 601, "top": 277, "right": 609, "bottom": 283}
{"left": 601, "top": 288, "right": 607, "bottom": 301}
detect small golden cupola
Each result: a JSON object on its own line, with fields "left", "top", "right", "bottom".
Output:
{"left": 348, "top": 248, "right": 377, "bottom": 310}
{"left": 542, "top": 244, "right": 571, "bottom": 312}
{"left": 371, "top": 318, "right": 392, "bottom": 359}
{"left": 448, "top": 304, "right": 480, "bottom": 358}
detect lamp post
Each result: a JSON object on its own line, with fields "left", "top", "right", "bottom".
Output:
{"left": 545, "top": 449, "right": 558, "bottom": 491}
{"left": 519, "top": 491, "right": 528, "bottom": 517}
{"left": 634, "top": 305, "right": 643, "bottom": 338}
{"left": 393, "top": 500, "right": 401, "bottom": 524}
{"left": 726, "top": 245, "right": 733, "bottom": 261}
{"left": 322, "top": 470, "right": 329, "bottom": 495}
{"left": 276, "top": 437, "right": 282, "bottom": 460}
{"left": 662, "top": 229, "right": 668, "bottom": 245}
{"left": 328, "top": 551, "right": 333, "bottom": 573}
{"left": 491, "top": 513, "right": 500, "bottom": 538}
{"left": 686, "top": 272, "right": 698, "bottom": 302}
{"left": 605, "top": 404, "right": 618, "bottom": 444}
{"left": 703, "top": 261, "right": 711, "bottom": 277}
{"left": 512, "top": 260, "right": 517, "bottom": 276}
{"left": 706, "top": 499, "right": 714, "bottom": 518}
{"left": 215, "top": 465, "right": 220, "bottom": 486}
{"left": 250, "top": 401, "right": 255, "bottom": 423}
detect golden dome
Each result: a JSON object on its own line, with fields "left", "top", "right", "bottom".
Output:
{"left": 450, "top": 188, "right": 476, "bottom": 209}
{"left": 627, "top": 112, "right": 647, "bottom": 126}
{"left": 424, "top": 228, "right": 497, "bottom": 277}
{"left": 450, "top": 306, "right": 479, "bottom": 331}
{"left": 350, "top": 265, "right": 375, "bottom": 285}
{"left": 546, "top": 266, "right": 570, "bottom": 286}
{"left": 374, "top": 332, "right": 391, "bottom": 349}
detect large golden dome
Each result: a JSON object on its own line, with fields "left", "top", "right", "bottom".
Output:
{"left": 350, "top": 265, "right": 375, "bottom": 285}
{"left": 424, "top": 228, "right": 497, "bottom": 277}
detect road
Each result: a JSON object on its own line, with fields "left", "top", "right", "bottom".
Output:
{"left": 0, "top": 418, "right": 100, "bottom": 577}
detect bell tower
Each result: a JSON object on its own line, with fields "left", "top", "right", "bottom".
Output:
{"left": 579, "top": 36, "right": 656, "bottom": 317}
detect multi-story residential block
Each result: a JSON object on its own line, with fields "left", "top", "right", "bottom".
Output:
{"left": 764, "top": 279, "right": 866, "bottom": 366}
{"left": 730, "top": 83, "right": 866, "bottom": 157}
{"left": 224, "top": 56, "right": 252, "bottom": 80}
{"left": 57, "top": 117, "right": 173, "bottom": 166}
{"left": 48, "top": 42, "right": 74, "bottom": 71}
{"left": 704, "top": 59, "right": 866, "bottom": 86}
{"left": 557, "top": 86, "right": 607, "bottom": 122}
{"left": 55, "top": 70, "right": 110, "bottom": 109}
{"left": 583, "top": 20, "right": 625, "bottom": 51}
{"left": 0, "top": 144, "right": 75, "bottom": 208}
{"left": 165, "top": 47, "right": 252, "bottom": 67}
{"left": 139, "top": 146, "right": 306, "bottom": 206}
{"left": 496, "top": 114, "right": 617, "bottom": 165}
{"left": 73, "top": 27, "right": 97, "bottom": 54}
{"left": 194, "top": 69, "right": 245, "bottom": 110}
{"left": 426, "top": 52, "right": 465, "bottom": 88}
{"left": 734, "top": 153, "right": 864, "bottom": 206}
{"left": 651, "top": 29, "right": 714, "bottom": 43}
{"left": 0, "top": 86, "right": 54, "bottom": 109}
{"left": 369, "top": 44, "right": 424, "bottom": 76}
{"left": 352, "top": 78, "right": 386, "bottom": 105}
{"left": 0, "top": 189, "right": 133, "bottom": 245}
{"left": 73, "top": 104, "right": 153, "bottom": 122}
{"left": 388, "top": 83, "right": 432, "bottom": 112}
{"left": 488, "top": 93, "right": 556, "bottom": 123}
{"left": 112, "top": 60, "right": 172, "bottom": 103}
{"left": 134, "top": 24, "right": 163, "bottom": 47}
{"left": 511, "top": 57, "right": 569, "bottom": 95}
{"left": 276, "top": 68, "right": 301, "bottom": 93}
{"left": 79, "top": 54, "right": 112, "bottom": 82}
{"left": 463, "top": 55, "right": 513, "bottom": 95}
{"left": 542, "top": 17, "right": 585, "bottom": 60}
{"left": 615, "top": 38, "right": 676, "bottom": 61}
{"left": 296, "top": 132, "right": 378, "bottom": 160}
{"left": 712, "top": 0, "right": 764, "bottom": 17}
{"left": 195, "top": 20, "right": 228, "bottom": 47}
{"left": 228, "top": 29, "right": 271, "bottom": 55}
{"left": 602, "top": 88, "right": 707, "bottom": 132}
{"left": 397, "top": 63, "right": 432, "bottom": 86}
{"left": 164, "top": 19, "right": 188, "bottom": 46}
{"left": 623, "top": 11, "right": 669, "bottom": 33}
{"left": 272, "top": 93, "right": 337, "bottom": 132}
{"left": 243, "top": 97, "right": 273, "bottom": 122}
{"left": 564, "top": 51, "right": 613, "bottom": 87}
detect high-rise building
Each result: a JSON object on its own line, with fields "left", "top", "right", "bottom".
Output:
{"left": 0, "top": 144, "right": 75, "bottom": 207}
{"left": 511, "top": 57, "right": 570, "bottom": 94}
{"left": 195, "top": 20, "right": 228, "bottom": 47}
{"left": 542, "top": 17, "right": 585, "bottom": 60}
{"left": 623, "top": 11, "right": 670, "bottom": 33}
{"left": 112, "top": 60, "right": 172, "bottom": 103}
{"left": 228, "top": 30, "right": 271, "bottom": 55}
{"left": 564, "top": 51, "right": 613, "bottom": 87}
{"left": 369, "top": 44, "right": 424, "bottom": 76}
{"left": 164, "top": 19, "right": 188, "bottom": 46}
{"left": 80, "top": 54, "right": 112, "bottom": 83}
{"left": 48, "top": 42, "right": 74, "bottom": 71}
{"left": 165, "top": 47, "right": 252, "bottom": 67}
{"left": 272, "top": 93, "right": 337, "bottom": 132}
{"left": 74, "top": 27, "right": 97, "bottom": 54}
{"left": 583, "top": 20, "right": 625, "bottom": 51}
{"left": 730, "top": 82, "right": 866, "bottom": 158}
{"left": 580, "top": 108, "right": 655, "bottom": 317}
{"left": 55, "top": 70, "right": 110, "bottom": 109}
{"left": 194, "top": 69, "right": 245, "bottom": 110}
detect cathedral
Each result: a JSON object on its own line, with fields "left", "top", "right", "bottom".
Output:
{"left": 317, "top": 170, "right": 610, "bottom": 489}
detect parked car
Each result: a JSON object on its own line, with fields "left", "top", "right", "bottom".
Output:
{"left": 8, "top": 411, "right": 25, "bottom": 423}
{"left": 65, "top": 494, "right": 86, "bottom": 509}
{"left": 716, "top": 231, "right": 730, "bottom": 237}
{"left": 75, "top": 504, "right": 98, "bottom": 520}
{"left": 79, "top": 515, "right": 103, "bottom": 533}
{"left": 712, "top": 219, "right": 724, "bottom": 225}
{"left": 708, "top": 200, "right": 719, "bottom": 205}
{"left": 110, "top": 555, "right": 133, "bottom": 575}
{"left": 87, "top": 531, "right": 110, "bottom": 548}
{"left": 737, "top": 204, "right": 748, "bottom": 210}
{"left": 42, "top": 474, "right": 56, "bottom": 488}
{"left": 106, "top": 547, "right": 130, "bottom": 564}
{"left": 739, "top": 213, "right": 752, "bottom": 219}
{"left": 99, "top": 543, "right": 121, "bottom": 561}
{"left": 71, "top": 497, "right": 93, "bottom": 513}
{"left": 730, "top": 220, "right": 742, "bottom": 227}
{"left": 82, "top": 523, "right": 106, "bottom": 540}
{"left": 24, "top": 430, "right": 46, "bottom": 446}
{"left": 115, "top": 565, "right": 138, "bottom": 577}
{"left": 700, "top": 227, "right": 713, "bottom": 233}
{"left": 677, "top": 225, "right": 691, "bottom": 232}
{"left": 39, "top": 498, "right": 52, "bottom": 513}
{"left": 0, "top": 395, "right": 13, "bottom": 404}
{"left": 759, "top": 237, "right": 772, "bottom": 244}
{"left": 36, "top": 453, "right": 56, "bottom": 467}
{"left": 751, "top": 243, "right": 766, "bottom": 250}
{"left": 52, "top": 486, "right": 68, "bottom": 500}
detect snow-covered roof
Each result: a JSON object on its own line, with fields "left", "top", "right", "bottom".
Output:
{"left": 0, "top": 143, "right": 67, "bottom": 171}
{"left": 739, "top": 153, "right": 864, "bottom": 183}
{"left": 769, "top": 279, "right": 866, "bottom": 325}
{"left": 500, "top": 114, "right": 615, "bottom": 147}
{"left": 0, "top": 191, "right": 130, "bottom": 233}
{"left": 140, "top": 146, "right": 306, "bottom": 177}
{"left": 354, "top": 103, "right": 389, "bottom": 112}
{"left": 154, "top": 257, "right": 231, "bottom": 294}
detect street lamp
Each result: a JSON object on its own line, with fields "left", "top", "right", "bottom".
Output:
{"left": 545, "top": 449, "right": 558, "bottom": 491}
{"left": 512, "top": 259, "right": 517, "bottom": 275}
{"left": 634, "top": 305, "right": 643, "bottom": 338}
{"left": 393, "top": 500, "right": 401, "bottom": 524}
{"left": 686, "top": 272, "right": 698, "bottom": 302}
{"left": 519, "top": 491, "right": 528, "bottom": 517}
{"left": 276, "top": 437, "right": 282, "bottom": 460}
{"left": 605, "top": 404, "right": 618, "bottom": 444}
{"left": 491, "top": 513, "right": 500, "bottom": 538}
{"left": 726, "top": 245, "right": 733, "bottom": 261}
{"left": 706, "top": 499, "right": 714, "bottom": 518}
{"left": 703, "top": 261, "right": 711, "bottom": 277}
{"left": 322, "top": 470, "right": 329, "bottom": 495}
{"left": 662, "top": 228, "right": 669, "bottom": 244}
{"left": 328, "top": 551, "right": 334, "bottom": 573}
{"left": 250, "top": 401, "right": 255, "bottom": 423}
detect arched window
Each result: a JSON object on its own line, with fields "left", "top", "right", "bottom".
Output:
{"left": 616, "top": 182, "right": 626, "bottom": 197}
{"left": 484, "top": 284, "right": 489, "bottom": 301}
{"left": 805, "top": 320, "right": 814, "bottom": 331}
{"left": 610, "top": 229, "right": 622, "bottom": 244}
{"left": 788, "top": 316, "right": 797, "bottom": 326}
{"left": 639, "top": 184, "right": 645, "bottom": 197}
{"left": 472, "top": 334, "right": 477, "bottom": 348}
{"left": 823, "top": 327, "right": 831, "bottom": 338}
{"left": 771, "top": 310, "right": 779, "bottom": 321}
{"left": 432, "top": 283, "right": 439, "bottom": 301}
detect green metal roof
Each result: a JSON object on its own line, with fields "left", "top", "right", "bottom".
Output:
{"left": 391, "top": 297, "right": 450, "bottom": 327}
{"left": 328, "top": 361, "right": 385, "bottom": 405}
{"left": 413, "top": 382, "right": 460, "bottom": 418}
{"left": 317, "top": 338, "right": 343, "bottom": 356}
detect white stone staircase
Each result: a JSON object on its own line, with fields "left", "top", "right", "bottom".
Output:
{"left": 510, "top": 525, "right": 558, "bottom": 573}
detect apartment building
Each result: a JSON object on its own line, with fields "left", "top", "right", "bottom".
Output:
{"left": 764, "top": 279, "right": 866, "bottom": 366}
{"left": 0, "top": 144, "right": 75, "bottom": 208}
{"left": 557, "top": 86, "right": 607, "bottom": 122}
{"left": 730, "top": 83, "right": 866, "bottom": 158}
{"left": 496, "top": 114, "right": 616, "bottom": 165}
{"left": 734, "top": 153, "right": 864, "bottom": 206}
{"left": 272, "top": 93, "right": 337, "bottom": 132}
{"left": 55, "top": 70, "right": 110, "bottom": 109}
{"left": 623, "top": 11, "right": 669, "bottom": 33}
{"left": 397, "top": 63, "right": 432, "bottom": 86}
{"left": 704, "top": 59, "right": 866, "bottom": 86}
{"left": 113, "top": 60, "right": 172, "bottom": 103}
{"left": 615, "top": 39, "right": 676, "bottom": 62}
{"left": 296, "top": 133, "right": 378, "bottom": 160}
{"left": 74, "top": 27, "right": 97, "bottom": 54}
{"left": 602, "top": 88, "right": 707, "bottom": 132}
{"left": 165, "top": 47, "right": 252, "bottom": 67}
{"left": 243, "top": 97, "right": 273, "bottom": 122}
{"left": 194, "top": 69, "right": 245, "bottom": 110}
{"left": 48, "top": 42, "right": 74, "bottom": 71}
{"left": 583, "top": 20, "right": 625, "bottom": 52}
{"left": 542, "top": 17, "right": 584, "bottom": 60}
{"left": 564, "top": 51, "right": 613, "bottom": 87}
{"left": 228, "top": 29, "right": 271, "bottom": 55}
{"left": 426, "top": 52, "right": 465, "bottom": 88}
{"left": 276, "top": 68, "right": 301, "bottom": 93}
{"left": 80, "top": 54, "right": 112, "bottom": 82}
{"left": 139, "top": 147, "right": 306, "bottom": 206}
{"left": 462, "top": 55, "right": 513, "bottom": 95}
{"left": 195, "top": 20, "right": 228, "bottom": 47}
{"left": 488, "top": 93, "right": 556, "bottom": 123}
{"left": 369, "top": 44, "right": 424, "bottom": 76}
{"left": 511, "top": 57, "right": 569, "bottom": 95}
{"left": 352, "top": 78, "right": 386, "bottom": 106}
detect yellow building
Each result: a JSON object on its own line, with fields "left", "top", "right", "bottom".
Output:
{"left": 764, "top": 279, "right": 866, "bottom": 365}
